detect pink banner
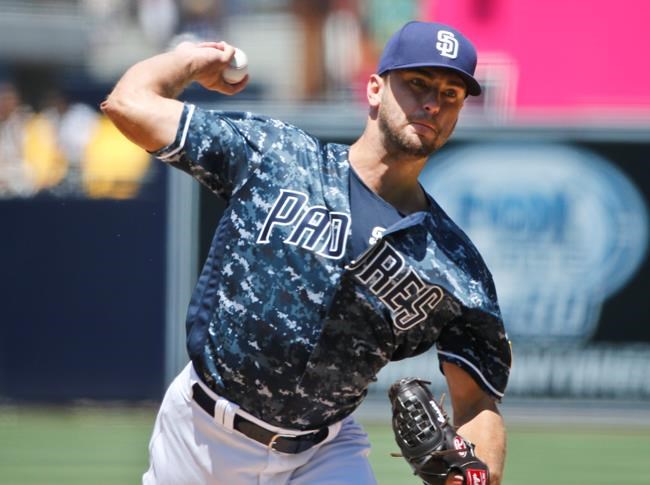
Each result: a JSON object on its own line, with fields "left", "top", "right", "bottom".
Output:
{"left": 424, "top": 0, "right": 650, "bottom": 112}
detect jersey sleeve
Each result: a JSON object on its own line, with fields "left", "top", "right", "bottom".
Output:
{"left": 436, "top": 309, "right": 512, "bottom": 400}
{"left": 151, "top": 103, "right": 306, "bottom": 200}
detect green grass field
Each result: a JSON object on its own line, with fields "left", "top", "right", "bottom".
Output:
{"left": 1, "top": 405, "right": 649, "bottom": 485}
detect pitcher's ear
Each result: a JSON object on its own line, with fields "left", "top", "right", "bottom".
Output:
{"left": 367, "top": 73, "right": 385, "bottom": 108}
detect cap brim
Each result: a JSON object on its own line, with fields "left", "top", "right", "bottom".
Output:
{"left": 379, "top": 62, "right": 482, "bottom": 96}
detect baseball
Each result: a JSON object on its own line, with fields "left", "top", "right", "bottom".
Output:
{"left": 223, "top": 48, "right": 248, "bottom": 84}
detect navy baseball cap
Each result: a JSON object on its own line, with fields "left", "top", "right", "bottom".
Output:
{"left": 377, "top": 21, "right": 482, "bottom": 96}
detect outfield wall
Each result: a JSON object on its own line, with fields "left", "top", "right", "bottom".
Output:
{"left": 372, "top": 344, "right": 650, "bottom": 400}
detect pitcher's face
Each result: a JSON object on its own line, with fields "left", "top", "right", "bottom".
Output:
{"left": 377, "top": 68, "right": 467, "bottom": 157}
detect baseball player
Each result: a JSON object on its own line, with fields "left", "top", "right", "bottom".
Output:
{"left": 102, "top": 20, "right": 511, "bottom": 485}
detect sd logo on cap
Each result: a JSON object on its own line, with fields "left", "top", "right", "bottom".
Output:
{"left": 377, "top": 21, "right": 482, "bottom": 96}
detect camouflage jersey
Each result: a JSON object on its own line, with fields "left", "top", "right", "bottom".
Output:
{"left": 154, "top": 104, "right": 512, "bottom": 430}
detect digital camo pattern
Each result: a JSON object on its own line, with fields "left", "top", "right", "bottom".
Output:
{"left": 153, "top": 104, "right": 511, "bottom": 429}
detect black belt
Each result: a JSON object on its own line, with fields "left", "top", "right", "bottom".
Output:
{"left": 191, "top": 383, "right": 329, "bottom": 454}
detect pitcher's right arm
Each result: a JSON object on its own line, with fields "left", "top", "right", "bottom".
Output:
{"left": 101, "top": 41, "right": 248, "bottom": 152}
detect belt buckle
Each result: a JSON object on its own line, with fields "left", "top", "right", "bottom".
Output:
{"left": 268, "top": 433, "right": 296, "bottom": 452}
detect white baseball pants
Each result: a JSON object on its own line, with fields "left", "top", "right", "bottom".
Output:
{"left": 142, "top": 363, "right": 377, "bottom": 484}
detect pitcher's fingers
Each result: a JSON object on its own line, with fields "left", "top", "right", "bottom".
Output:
{"left": 198, "top": 41, "right": 226, "bottom": 50}
{"left": 444, "top": 474, "right": 464, "bottom": 485}
{"left": 219, "top": 75, "right": 249, "bottom": 95}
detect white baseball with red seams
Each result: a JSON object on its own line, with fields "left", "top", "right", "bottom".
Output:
{"left": 223, "top": 48, "right": 248, "bottom": 84}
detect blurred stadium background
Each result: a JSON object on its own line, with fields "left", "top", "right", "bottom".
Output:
{"left": 1, "top": 0, "right": 649, "bottom": 484}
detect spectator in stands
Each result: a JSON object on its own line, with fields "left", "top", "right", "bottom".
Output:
{"left": 0, "top": 82, "right": 35, "bottom": 197}
{"left": 137, "top": 0, "right": 179, "bottom": 48}
{"left": 177, "top": 0, "right": 224, "bottom": 40}
{"left": 42, "top": 89, "right": 99, "bottom": 196}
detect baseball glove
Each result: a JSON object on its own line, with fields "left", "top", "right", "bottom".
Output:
{"left": 388, "top": 378, "right": 489, "bottom": 485}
